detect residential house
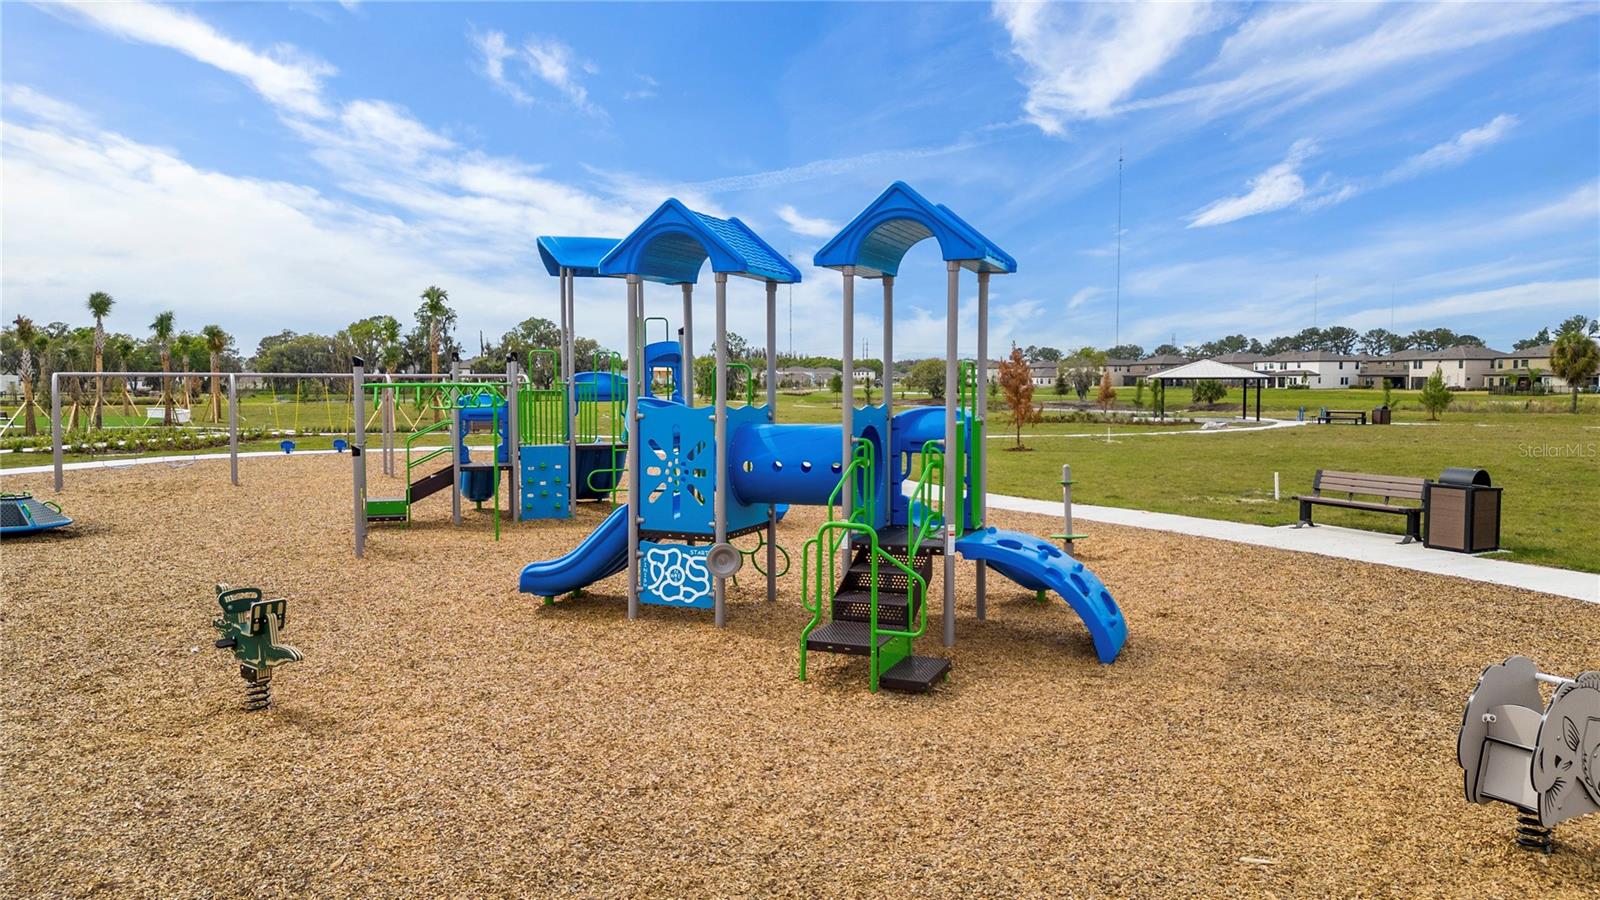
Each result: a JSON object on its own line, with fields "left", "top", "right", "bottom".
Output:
{"left": 1387, "top": 345, "right": 1503, "bottom": 389}
{"left": 1125, "top": 354, "right": 1190, "bottom": 383}
{"left": 1356, "top": 356, "right": 1408, "bottom": 389}
{"left": 1489, "top": 342, "right": 1600, "bottom": 391}
{"left": 1251, "top": 350, "right": 1363, "bottom": 389}
{"left": 775, "top": 366, "right": 838, "bottom": 389}
{"left": 1104, "top": 357, "right": 1139, "bottom": 387}
{"left": 1028, "top": 361, "right": 1060, "bottom": 387}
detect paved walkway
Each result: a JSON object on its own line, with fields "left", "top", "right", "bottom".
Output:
{"left": 987, "top": 493, "right": 1598, "bottom": 605}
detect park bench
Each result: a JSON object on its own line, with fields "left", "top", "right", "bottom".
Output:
{"left": 1317, "top": 409, "right": 1367, "bottom": 425}
{"left": 1293, "top": 469, "right": 1425, "bottom": 543}
{"left": 144, "top": 407, "right": 191, "bottom": 424}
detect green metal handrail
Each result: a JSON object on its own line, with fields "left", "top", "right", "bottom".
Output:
{"left": 825, "top": 438, "right": 876, "bottom": 527}
{"left": 403, "top": 418, "right": 452, "bottom": 519}
{"left": 798, "top": 520, "right": 927, "bottom": 692}
{"left": 907, "top": 444, "right": 944, "bottom": 559}
{"left": 725, "top": 362, "right": 756, "bottom": 406}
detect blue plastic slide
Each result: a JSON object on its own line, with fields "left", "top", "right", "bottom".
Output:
{"left": 519, "top": 505, "right": 630, "bottom": 597}
{"left": 955, "top": 527, "right": 1127, "bottom": 663}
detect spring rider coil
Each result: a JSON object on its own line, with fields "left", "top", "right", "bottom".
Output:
{"left": 212, "top": 584, "right": 303, "bottom": 711}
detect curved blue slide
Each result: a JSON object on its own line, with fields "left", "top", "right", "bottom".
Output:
{"left": 955, "top": 527, "right": 1127, "bottom": 664}
{"left": 519, "top": 506, "right": 630, "bottom": 597}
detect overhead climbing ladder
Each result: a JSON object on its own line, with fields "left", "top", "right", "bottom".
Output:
{"left": 799, "top": 438, "right": 950, "bottom": 693}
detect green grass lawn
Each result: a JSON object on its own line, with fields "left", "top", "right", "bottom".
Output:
{"left": 9, "top": 387, "right": 1596, "bottom": 572}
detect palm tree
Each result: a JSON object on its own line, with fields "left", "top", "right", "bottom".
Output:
{"left": 200, "top": 325, "right": 230, "bottom": 423}
{"left": 109, "top": 334, "right": 138, "bottom": 416}
{"left": 419, "top": 285, "right": 449, "bottom": 377}
{"left": 1550, "top": 330, "right": 1600, "bottom": 413}
{"left": 150, "top": 311, "right": 176, "bottom": 426}
{"left": 174, "top": 333, "right": 201, "bottom": 412}
{"left": 12, "top": 315, "right": 37, "bottom": 436}
{"left": 86, "top": 291, "right": 114, "bottom": 428}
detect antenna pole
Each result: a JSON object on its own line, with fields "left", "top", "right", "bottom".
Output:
{"left": 1115, "top": 147, "right": 1123, "bottom": 348}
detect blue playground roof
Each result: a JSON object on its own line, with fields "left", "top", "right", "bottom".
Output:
{"left": 598, "top": 199, "right": 801, "bottom": 285}
{"left": 814, "top": 181, "right": 1017, "bottom": 278}
{"left": 537, "top": 236, "right": 622, "bottom": 278}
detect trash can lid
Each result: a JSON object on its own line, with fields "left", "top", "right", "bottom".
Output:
{"left": 1439, "top": 467, "right": 1491, "bottom": 486}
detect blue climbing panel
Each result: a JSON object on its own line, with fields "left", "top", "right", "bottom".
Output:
{"left": 519, "top": 445, "right": 570, "bottom": 520}
{"left": 638, "top": 541, "right": 714, "bottom": 609}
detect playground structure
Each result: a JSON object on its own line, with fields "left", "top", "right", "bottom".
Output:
{"left": 1458, "top": 656, "right": 1600, "bottom": 852}
{"left": 512, "top": 184, "right": 1128, "bottom": 691}
{"left": 211, "top": 584, "right": 303, "bottom": 711}
{"left": 0, "top": 491, "right": 72, "bottom": 536}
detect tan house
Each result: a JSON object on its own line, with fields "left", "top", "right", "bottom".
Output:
{"left": 1490, "top": 341, "right": 1600, "bottom": 391}
{"left": 1251, "top": 350, "right": 1363, "bottom": 389}
{"left": 1387, "top": 345, "right": 1503, "bottom": 389}
{"left": 1104, "top": 357, "right": 1139, "bottom": 386}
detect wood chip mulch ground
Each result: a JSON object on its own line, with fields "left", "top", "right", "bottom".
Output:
{"left": 1, "top": 456, "right": 1595, "bottom": 897}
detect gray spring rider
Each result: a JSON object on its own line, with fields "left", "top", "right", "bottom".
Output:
{"left": 1457, "top": 656, "right": 1600, "bottom": 852}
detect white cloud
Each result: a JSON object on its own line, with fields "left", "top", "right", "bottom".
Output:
{"left": 1387, "top": 113, "right": 1519, "bottom": 182}
{"left": 775, "top": 205, "right": 839, "bottom": 240}
{"left": 57, "top": 0, "right": 335, "bottom": 119}
{"left": 524, "top": 36, "right": 603, "bottom": 117}
{"left": 471, "top": 29, "right": 532, "bottom": 106}
{"left": 681, "top": 141, "right": 978, "bottom": 194}
{"left": 1306, "top": 114, "right": 1523, "bottom": 212}
{"left": 1066, "top": 287, "right": 1104, "bottom": 311}
{"left": 622, "top": 74, "right": 658, "bottom": 102}
{"left": 1187, "top": 139, "right": 1317, "bottom": 228}
{"left": 993, "top": 1, "right": 1216, "bottom": 134}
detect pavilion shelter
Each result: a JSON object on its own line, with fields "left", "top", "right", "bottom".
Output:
{"left": 1145, "top": 358, "right": 1271, "bottom": 421}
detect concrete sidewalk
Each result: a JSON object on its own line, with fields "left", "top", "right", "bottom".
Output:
{"left": 987, "top": 493, "right": 1599, "bottom": 605}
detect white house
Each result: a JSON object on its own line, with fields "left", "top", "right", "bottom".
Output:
{"left": 1388, "top": 345, "right": 1503, "bottom": 389}
{"left": 1251, "top": 350, "right": 1363, "bottom": 389}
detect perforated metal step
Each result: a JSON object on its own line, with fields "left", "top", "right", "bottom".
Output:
{"left": 830, "top": 591, "right": 911, "bottom": 628}
{"left": 879, "top": 655, "right": 951, "bottom": 693}
{"left": 805, "top": 620, "right": 893, "bottom": 656}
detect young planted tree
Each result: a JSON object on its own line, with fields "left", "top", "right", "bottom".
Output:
{"left": 1549, "top": 330, "right": 1600, "bottom": 413}
{"left": 86, "top": 291, "right": 114, "bottom": 428}
{"left": 1054, "top": 371, "right": 1069, "bottom": 397}
{"left": 110, "top": 334, "right": 138, "bottom": 416}
{"left": 174, "top": 333, "right": 201, "bottom": 411}
{"left": 202, "top": 324, "right": 230, "bottom": 423}
{"left": 997, "top": 347, "right": 1040, "bottom": 450}
{"left": 1419, "top": 366, "right": 1453, "bottom": 420}
{"left": 150, "top": 311, "right": 176, "bottom": 426}
{"left": 12, "top": 315, "right": 37, "bottom": 435}
{"left": 1192, "top": 379, "right": 1226, "bottom": 406}
{"left": 1096, "top": 367, "right": 1117, "bottom": 411}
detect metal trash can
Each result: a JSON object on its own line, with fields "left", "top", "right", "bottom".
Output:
{"left": 1371, "top": 405, "right": 1392, "bottom": 425}
{"left": 1424, "top": 467, "right": 1501, "bottom": 552}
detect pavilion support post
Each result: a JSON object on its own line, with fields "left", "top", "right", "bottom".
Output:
{"left": 975, "top": 271, "right": 989, "bottom": 619}
{"left": 626, "top": 276, "right": 642, "bottom": 620}
{"left": 943, "top": 261, "right": 959, "bottom": 648}
{"left": 1256, "top": 382, "right": 1262, "bottom": 421}
{"left": 681, "top": 283, "right": 695, "bottom": 403}
{"left": 841, "top": 267, "right": 855, "bottom": 519}
{"left": 713, "top": 273, "right": 729, "bottom": 628}
{"left": 765, "top": 279, "right": 778, "bottom": 603}
{"left": 1242, "top": 384, "right": 1248, "bottom": 421}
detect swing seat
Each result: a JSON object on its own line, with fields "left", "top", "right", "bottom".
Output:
{"left": 333, "top": 439, "right": 348, "bottom": 453}
{"left": 280, "top": 440, "right": 296, "bottom": 454}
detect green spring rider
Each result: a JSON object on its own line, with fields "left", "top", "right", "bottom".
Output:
{"left": 212, "top": 584, "right": 303, "bottom": 710}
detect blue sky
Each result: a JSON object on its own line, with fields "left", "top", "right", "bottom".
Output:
{"left": 3, "top": 1, "right": 1597, "bottom": 358}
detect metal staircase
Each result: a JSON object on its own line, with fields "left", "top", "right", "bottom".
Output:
{"left": 799, "top": 439, "right": 950, "bottom": 693}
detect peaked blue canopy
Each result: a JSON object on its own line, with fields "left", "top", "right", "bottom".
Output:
{"left": 813, "top": 181, "right": 1017, "bottom": 278}
{"left": 598, "top": 199, "right": 801, "bottom": 285}
{"left": 537, "top": 236, "right": 622, "bottom": 278}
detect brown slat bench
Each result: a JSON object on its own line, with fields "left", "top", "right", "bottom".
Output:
{"left": 1317, "top": 409, "right": 1367, "bottom": 424}
{"left": 1293, "top": 470, "right": 1425, "bottom": 543}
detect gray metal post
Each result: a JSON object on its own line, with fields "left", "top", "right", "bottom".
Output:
{"left": 450, "top": 358, "right": 461, "bottom": 526}
{"left": 228, "top": 373, "right": 239, "bottom": 486}
{"left": 51, "top": 373, "right": 63, "bottom": 492}
{"left": 713, "top": 272, "right": 729, "bottom": 627}
{"left": 882, "top": 275, "right": 893, "bottom": 517}
{"left": 975, "top": 272, "right": 989, "bottom": 619}
{"left": 681, "top": 283, "right": 694, "bottom": 403}
{"left": 626, "top": 276, "right": 642, "bottom": 620}
{"left": 840, "top": 266, "right": 854, "bottom": 517}
{"left": 943, "top": 261, "right": 960, "bottom": 647}
{"left": 1062, "top": 463, "right": 1075, "bottom": 555}
{"left": 383, "top": 377, "right": 395, "bottom": 477}
{"left": 765, "top": 279, "right": 778, "bottom": 603}
{"left": 564, "top": 269, "right": 578, "bottom": 515}
{"left": 506, "top": 355, "right": 521, "bottom": 523}
{"left": 353, "top": 357, "right": 367, "bottom": 558}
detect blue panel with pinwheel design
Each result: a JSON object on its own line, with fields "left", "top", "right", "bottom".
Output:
{"left": 637, "top": 401, "right": 717, "bottom": 535}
